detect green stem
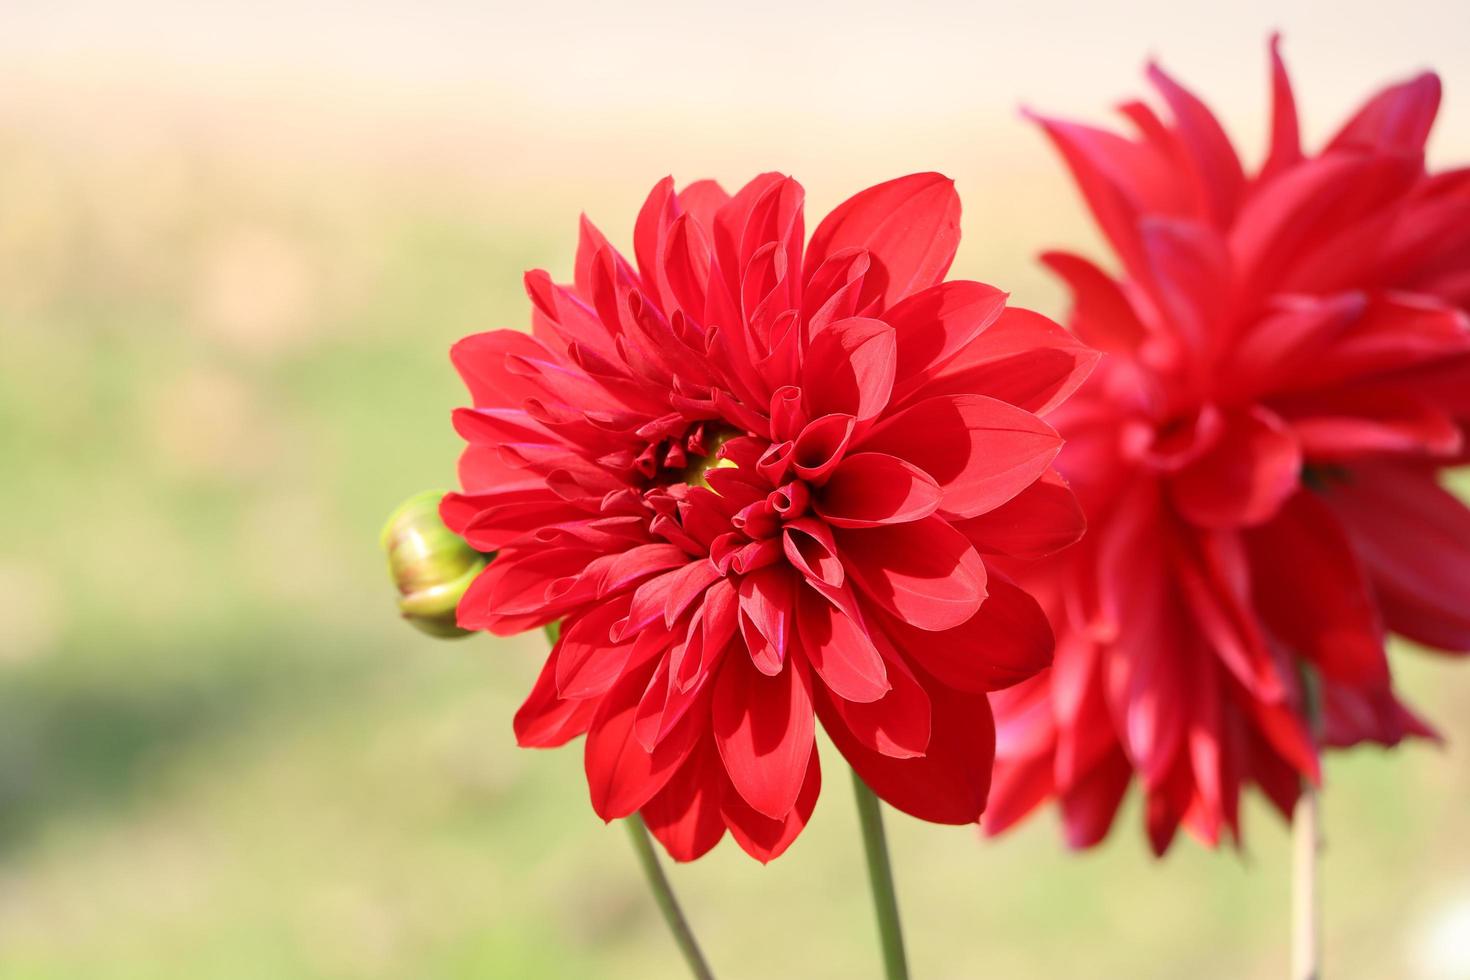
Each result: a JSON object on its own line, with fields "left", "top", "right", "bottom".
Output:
{"left": 623, "top": 814, "right": 716, "bottom": 980}
{"left": 851, "top": 770, "right": 910, "bottom": 980}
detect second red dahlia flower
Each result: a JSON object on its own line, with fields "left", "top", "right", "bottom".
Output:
{"left": 443, "top": 172, "right": 1095, "bottom": 861}
{"left": 986, "top": 39, "right": 1470, "bottom": 854}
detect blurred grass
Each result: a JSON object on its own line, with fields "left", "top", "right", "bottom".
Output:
{"left": 0, "top": 93, "right": 1468, "bottom": 980}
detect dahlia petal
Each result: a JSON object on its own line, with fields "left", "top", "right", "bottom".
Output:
{"left": 982, "top": 753, "right": 1054, "bottom": 838}
{"left": 859, "top": 393, "right": 1061, "bottom": 519}
{"left": 1245, "top": 491, "right": 1389, "bottom": 687}
{"left": 514, "top": 647, "right": 601, "bottom": 748}
{"left": 1259, "top": 34, "right": 1303, "bottom": 182}
{"left": 884, "top": 280, "right": 1009, "bottom": 398}
{"left": 802, "top": 317, "right": 897, "bottom": 422}
{"left": 837, "top": 517, "right": 987, "bottom": 631}
{"left": 721, "top": 745, "right": 820, "bottom": 863}
{"left": 452, "top": 329, "right": 566, "bottom": 409}
{"left": 641, "top": 738, "right": 727, "bottom": 862}
{"left": 803, "top": 172, "right": 961, "bottom": 310}
{"left": 1172, "top": 529, "right": 1285, "bottom": 701}
{"left": 886, "top": 571, "right": 1053, "bottom": 693}
{"left": 781, "top": 517, "right": 845, "bottom": 589}
{"left": 1146, "top": 62, "right": 1246, "bottom": 227}
{"left": 585, "top": 659, "right": 702, "bottom": 820}
{"left": 555, "top": 594, "right": 637, "bottom": 699}
{"left": 790, "top": 413, "right": 856, "bottom": 482}
{"left": 713, "top": 652, "right": 815, "bottom": 819}
{"left": 1027, "top": 112, "right": 1154, "bottom": 277}
{"left": 457, "top": 547, "right": 594, "bottom": 634}
{"left": 633, "top": 176, "right": 678, "bottom": 310}
{"left": 951, "top": 468, "right": 1086, "bottom": 560}
{"left": 1168, "top": 406, "right": 1302, "bottom": 528}
{"left": 1230, "top": 153, "right": 1420, "bottom": 299}
{"left": 820, "top": 681, "right": 994, "bottom": 824}
{"left": 1328, "top": 71, "right": 1441, "bottom": 154}
{"left": 1325, "top": 463, "right": 1470, "bottom": 651}
{"left": 1278, "top": 390, "right": 1461, "bottom": 460}
{"left": 914, "top": 307, "right": 1099, "bottom": 416}
{"left": 1138, "top": 216, "right": 1231, "bottom": 354}
{"left": 737, "top": 566, "right": 797, "bottom": 675}
{"left": 1059, "top": 750, "right": 1133, "bottom": 849}
{"left": 794, "top": 587, "right": 890, "bottom": 704}
{"left": 1041, "top": 251, "right": 1148, "bottom": 353}
{"left": 814, "top": 452, "right": 942, "bottom": 528}
{"left": 676, "top": 179, "right": 731, "bottom": 231}
{"left": 820, "top": 631, "right": 930, "bottom": 758}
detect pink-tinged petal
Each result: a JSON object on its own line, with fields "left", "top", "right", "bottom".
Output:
{"left": 790, "top": 414, "right": 856, "bottom": 483}
{"left": 513, "top": 647, "right": 600, "bottom": 748}
{"left": 1041, "top": 251, "right": 1147, "bottom": 353}
{"left": 555, "top": 594, "right": 637, "bottom": 699}
{"left": 585, "top": 658, "right": 702, "bottom": 820}
{"left": 1146, "top": 62, "right": 1247, "bottom": 227}
{"left": 1325, "top": 463, "right": 1470, "bottom": 652}
{"left": 676, "top": 179, "right": 731, "bottom": 232}
{"left": 802, "top": 317, "right": 897, "bottom": 422}
{"left": 814, "top": 452, "right": 942, "bottom": 528}
{"left": 914, "top": 307, "right": 1099, "bottom": 416}
{"left": 1245, "top": 491, "right": 1389, "bottom": 688}
{"left": 885, "top": 571, "right": 1052, "bottom": 693}
{"left": 1259, "top": 34, "right": 1303, "bottom": 182}
{"left": 951, "top": 468, "right": 1085, "bottom": 560}
{"left": 820, "top": 681, "right": 994, "bottom": 824}
{"left": 1172, "top": 528, "right": 1285, "bottom": 701}
{"left": 836, "top": 517, "right": 987, "bottom": 631}
{"left": 1059, "top": 750, "right": 1133, "bottom": 849}
{"left": 1328, "top": 71, "right": 1441, "bottom": 154}
{"left": 803, "top": 173, "right": 961, "bottom": 310}
{"left": 1028, "top": 112, "right": 1155, "bottom": 278}
{"left": 884, "top": 280, "right": 1009, "bottom": 398}
{"left": 860, "top": 393, "right": 1061, "bottom": 519}
{"left": 794, "top": 587, "right": 890, "bottom": 704}
{"left": 1137, "top": 216, "right": 1231, "bottom": 355}
{"left": 982, "top": 753, "right": 1054, "bottom": 838}
{"left": 737, "top": 566, "right": 797, "bottom": 675}
{"left": 721, "top": 745, "right": 820, "bottom": 863}
{"left": 633, "top": 176, "right": 678, "bottom": 310}
{"left": 641, "top": 739, "right": 727, "bottom": 862}
{"left": 1280, "top": 294, "right": 1470, "bottom": 393}
{"left": 1277, "top": 390, "right": 1461, "bottom": 460}
{"left": 1169, "top": 407, "right": 1302, "bottom": 528}
{"left": 820, "top": 627, "right": 930, "bottom": 758}
{"left": 1230, "top": 153, "right": 1420, "bottom": 300}
{"left": 712, "top": 653, "right": 816, "bottom": 819}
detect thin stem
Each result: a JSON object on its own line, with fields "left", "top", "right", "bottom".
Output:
{"left": 851, "top": 770, "right": 910, "bottom": 980}
{"left": 1292, "top": 667, "right": 1323, "bottom": 980}
{"left": 622, "top": 814, "right": 716, "bottom": 980}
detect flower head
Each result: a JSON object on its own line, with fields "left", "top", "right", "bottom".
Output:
{"left": 986, "top": 39, "right": 1470, "bottom": 853}
{"left": 444, "top": 172, "right": 1095, "bottom": 860}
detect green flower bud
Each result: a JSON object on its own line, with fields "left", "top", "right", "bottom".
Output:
{"left": 380, "top": 490, "right": 490, "bottom": 638}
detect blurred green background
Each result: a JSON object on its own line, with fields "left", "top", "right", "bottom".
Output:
{"left": 2, "top": 2, "right": 1469, "bottom": 977}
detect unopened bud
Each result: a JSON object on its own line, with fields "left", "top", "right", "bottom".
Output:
{"left": 381, "top": 490, "right": 490, "bottom": 638}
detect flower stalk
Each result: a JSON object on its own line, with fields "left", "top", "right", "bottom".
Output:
{"left": 622, "top": 814, "right": 716, "bottom": 980}
{"left": 852, "top": 769, "right": 910, "bottom": 980}
{"left": 1292, "top": 667, "right": 1323, "bottom": 980}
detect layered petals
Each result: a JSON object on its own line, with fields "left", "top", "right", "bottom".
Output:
{"left": 442, "top": 171, "right": 1089, "bottom": 860}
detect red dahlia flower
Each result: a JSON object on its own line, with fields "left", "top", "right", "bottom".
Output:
{"left": 985, "top": 40, "right": 1470, "bottom": 854}
{"left": 442, "top": 172, "right": 1096, "bottom": 861}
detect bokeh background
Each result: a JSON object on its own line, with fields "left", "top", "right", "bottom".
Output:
{"left": 3, "top": 1, "right": 1469, "bottom": 977}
